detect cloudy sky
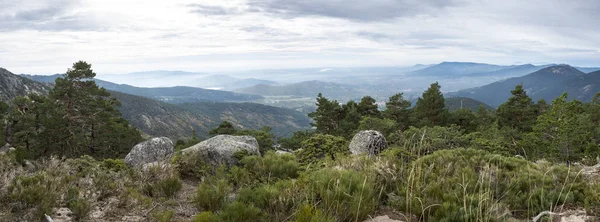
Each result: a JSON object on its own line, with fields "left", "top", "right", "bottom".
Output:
{"left": 1, "top": 0, "right": 599, "bottom": 74}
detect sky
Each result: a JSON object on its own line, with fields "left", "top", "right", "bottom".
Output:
{"left": 0, "top": 0, "right": 599, "bottom": 75}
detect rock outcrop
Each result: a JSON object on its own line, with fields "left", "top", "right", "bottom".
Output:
{"left": 124, "top": 137, "right": 174, "bottom": 167}
{"left": 0, "top": 143, "right": 13, "bottom": 154}
{"left": 181, "top": 135, "right": 260, "bottom": 166}
{"left": 349, "top": 130, "right": 388, "bottom": 156}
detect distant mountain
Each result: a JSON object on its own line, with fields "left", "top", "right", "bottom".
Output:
{"left": 195, "top": 75, "right": 277, "bottom": 90}
{"left": 541, "top": 70, "right": 600, "bottom": 102}
{"left": 22, "top": 74, "right": 263, "bottom": 104}
{"left": 409, "top": 62, "right": 508, "bottom": 77}
{"left": 235, "top": 80, "right": 367, "bottom": 100}
{"left": 445, "top": 97, "right": 493, "bottom": 111}
{"left": 3, "top": 69, "right": 309, "bottom": 139}
{"left": 450, "top": 65, "right": 587, "bottom": 107}
{"left": 111, "top": 91, "right": 311, "bottom": 140}
{"left": 576, "top": 67, "right": 600, "bottom": 73}
{"left": 0, "top": 68, "right": 51, "bottom": 102}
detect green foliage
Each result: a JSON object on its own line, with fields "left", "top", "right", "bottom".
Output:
{"left": 6, "top": 61, "right": 142, "bottom": 160}
{"left": 523, "top": 93, "right": 597, "bottom": 162}
{"left": 414, "top": 82, "right": 448, "bottom": 127}
{"left": 235, "top": 127, "right": 275, "bottom": 154}
{"left": 392, "top": 148, "right": 588, "bottom": 221}
{"left": 294, "top": 204, "right": 336, "bottom": 222}
{"left": 397, "top": 125, "right": 468, "bottom": 155}
{"left": 307, "top": 168, "right": 379, "bottom": 221}
{"left": 239, "top": 151, "right": 301, "bottom": 183}
{"left": 497, "top": 84, "right": 537, "bottom": 132}
{"left": 152, "top": 210, "right": 174, "bottom": 222}
{"left": 357, "top": 116, "right": 397, "bottom": 137}
{"left": 194, "top": 211, "right": 221, "bottom": 222}
{"left": 297, "top": 134, "right": 349, "bottom": 164}
{"left": 448, "top": 108, "right": 478, "bottom": 133}
{"left": 219, "top": 201, "right": 264, "bottom": 222}
{"left": 357, "top": 96, "right": 380, "bottom": 117}
{"left": 140, "top": 164, "right": 182, "bottom": 198}
{"left": 192, "top": 177, "right": 232, "bottom": 211}
{"left": 278, "top": 130, "right": 315, "bottom": 150}
{"left": 383, "top": 93, "right": 412, "bottom": 130}
{"left": 209, "top": 121, "right": 237, "bottom": 136}
{"left": 308, "top": 93, "right": 344, "bottom": 135}
{"left": 66, "top": 187, "right": 91, "bottom": 221}
{"left": 101, "top": 158, "right": 127, "bottom": 172}
{"left": 174, "top": 151, "right": 211, "bottom": 179}
{"left": 7, "top": 172, "right": 61, "bottom": 220}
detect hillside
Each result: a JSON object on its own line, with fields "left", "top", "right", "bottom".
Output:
{"left": 3, "top": 70, "right": 309, "bottom": 140}
{"left": 22, "top": 74, "right": 263, "bottom": 104}
{"left": 108, "top": 91, "right": 311, "bottom": 139}
{"left": 0, "top": 68, "right": 51, "bottom": 102}
{"left": 450, "top": 65, "right": 586, "bottom": 107}
{"left": 236, "top": 80, "right": 366, "bottom": 101}
{"left": 445, "top": 97, "right": 493, "bottom": 111}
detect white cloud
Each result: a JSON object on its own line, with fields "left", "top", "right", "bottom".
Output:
{"left": 0, "top": 0, "right": 598, "bottom": 75}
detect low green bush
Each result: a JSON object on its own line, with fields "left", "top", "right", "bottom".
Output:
{"left": 7, "top": 172, "right": 61, "bottom": 220}
{"left": 239, "top": 151, "right": 301, "bottom": 183}
{"left": 307, "top": 168, "right": 379, "bottom": 222}
{"left": 152, "top": 209, "right": 174, "bottom": 222}
{"left": 219, "top": 201, "right": 264, "bottom": 222}
{"left": 391, "top": 148, "right": 588, "bottom": 221}
{"left": 297, "top": 134, "right": 349, "bottom": 164}
{"left": 192, "top": 178, "right": 232, "bottom": 211}
{"left": 174, "top": 151, "right": 211, "bottom": 180}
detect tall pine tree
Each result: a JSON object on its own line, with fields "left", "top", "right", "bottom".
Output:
{"left": 413, "top": 82, "right": 447, "bottom": 127}
{"left": 496, "top": 84, "right": 536, "bottom": 132}
{"left": 383, "top": 93, "right": 412, "bottom": 130}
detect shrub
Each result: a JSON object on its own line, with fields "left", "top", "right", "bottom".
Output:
{"left": 7, "top": 172, "right": 61, "bottom": 220}
{"left": 239, "top": 151, "right": 300, "bottom": 182}
{"left": 193, "top": 211, "right": 221, "bottom": 222}
{"left": 66, "top": 187, "right": 91, "bottom": 221}
{"left": 192, "top": 178, "right": 232, "bottom": 211}
{"left": 140, "top": 164, "right": 182, "bottom": 198}
{"left": 219, "top": 201, "right": 263, "bottom": 222}
{"left": 391, "top": 148, "right": 588, "bottom": 221}
{"left": 174, "top": 151, "right": 210, "bottom": 180}
{"left": 295, "top": 204, "right": 335, "bottom": 222}
{"left": 152, "top": 210, "right": 174, "bottom": 222}
{"left": 101, "top": 158, "right": 127, "bottom": 172}
{"left": 397, "top": 125, "right": 468, "bottom": 155}
{"left": 297, "top": 134, "right": 349, "bottom": 164}
{"left": 307, "top": 168, "right": 379, "bottom": 221}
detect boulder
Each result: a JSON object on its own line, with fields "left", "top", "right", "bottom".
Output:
{"left": 181, "top": 135, "right": 260, "bottom": 166}
{"left": 349, "top": 130, "right": 388, "bottom": 156}
{"left": 0, "top": 143, "right": 13, "bottom": 154}
{"left": 124, "top": 137, "right": 174, "bottom": 167}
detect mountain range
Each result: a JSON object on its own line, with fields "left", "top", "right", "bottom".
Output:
{"left": 2, "top": 69, "right": 310, "bottom": 139}
{"left": 22, "top": 74, "right": 263, "bottom": 104}
{"left": 235, "top": 80, "right": 367, "bottom": 101}
{"left": 450, "top": 65, "right": 597, "bottom": 107}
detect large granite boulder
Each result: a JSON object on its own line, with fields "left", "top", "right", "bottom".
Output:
{"left": 181, "top": 135, "right": 260, "bottom": 166}
{"left": 124, "top": 137, "right": 174, "bottom": 167}
{"left": 349, "top": 130, "right": 388, "bottom": 156}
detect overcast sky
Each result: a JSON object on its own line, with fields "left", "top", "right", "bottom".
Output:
{"left": 1, "top": 0, "right": 599, "bottom": 75}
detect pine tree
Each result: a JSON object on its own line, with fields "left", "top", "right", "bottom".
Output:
{"left": 496, "top": 84, "right": 536, "bottom": 132}
{"left": 524, "top": 93, "right": 595, "bottom": 162}
{"left": 383, "top": 93, "right": 412, "bottom": 130}
{"left": 308, "top": 93, "right": 343, "bottom": 135}
{"left": 413, "top": 82, "right": 448, "bottom": 127}
{"left": 339, "top": 101, "right": 361, "bottom": 138}
{"left": 356, "top": 96, "right": 380, "bottom": 118}
{"left": 39, "top": 61, "right": 141, "bottom": 158}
